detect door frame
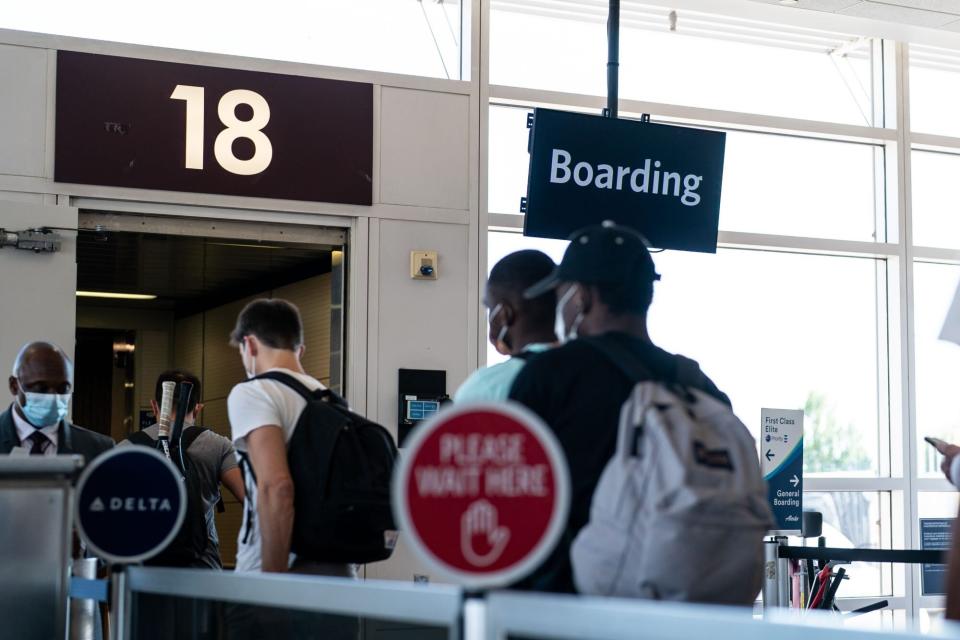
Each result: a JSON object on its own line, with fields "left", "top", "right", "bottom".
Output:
{"left": 74, "top": 201, "right": 369, "bottom": 415}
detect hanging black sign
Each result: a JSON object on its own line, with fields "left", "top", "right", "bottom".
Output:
{"left": 524, "top": 109, "right": 725, "bottom": 253}
{"left": 55, "top": 51, "right": 373, "bottom": 205}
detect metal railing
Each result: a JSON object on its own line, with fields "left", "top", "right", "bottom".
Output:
{"left": 103, "top": 566, "right": 960, "bottom": 640}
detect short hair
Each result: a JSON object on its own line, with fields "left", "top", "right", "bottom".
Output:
{"left": 11, "top": 341, "right": 74, "bottom": 381}
{"left": 229, "top": 298, "right": 304, "bottom": 351}
{"left": 155, "top": 370, "right": 202, "bottom": 413}
{"left": 593, "top": 279, "right": 655, "bottom": 315}
{"left": 488, "top": 250, "right": 557, "bottom": 327}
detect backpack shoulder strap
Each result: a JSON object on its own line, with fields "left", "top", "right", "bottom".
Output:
{"left": 578, "top": 335, "right": 653, "bottom": 384}
{"left": 179, "top": 426, "right": 208, "bottom": 451}
{"left": 673, "top": 357, "right": 702, "bottom": 388}
{"left": 512, "top": 351, "right": 535, "bottom": 362}
{"left": 126, "top": 430, "right": 155, "bottom": 447}
{"left": 249, "top": 371, "right": 325, "bottom": 402}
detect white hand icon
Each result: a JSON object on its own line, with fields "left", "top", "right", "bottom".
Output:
{"left": 461, "top": 499, "right": 510, "bottom": 567}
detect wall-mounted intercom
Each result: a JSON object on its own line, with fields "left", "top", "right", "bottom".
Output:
{"left": 398, "top": 368, "right": 448, "bottom": 446}
{"left": 410, "top": 250, "right": 438, "bottom": 280}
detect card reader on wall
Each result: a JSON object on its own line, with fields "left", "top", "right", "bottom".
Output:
{"left": 398, "top": 368, "right": 448, "bottom": 447}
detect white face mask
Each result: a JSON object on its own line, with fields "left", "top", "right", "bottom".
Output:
{"left": 488, "top": 303, "right": 512, "bottom": 356}
{"left": 554, "top": 285, "right": 583, "bottom": 344}
{"left": 242, "top": 341, "right": 257, "bottom": 380}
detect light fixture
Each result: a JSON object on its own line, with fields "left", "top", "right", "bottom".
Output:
{"left": 76, "top": 291, "right": 157, "bottom": 300}
{"left": 208, "top": 242, "right": 284, "bottom": 250}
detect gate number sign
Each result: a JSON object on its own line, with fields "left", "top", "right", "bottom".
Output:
{"left": 55, "top": 51, "right": 373, "bottom": 205}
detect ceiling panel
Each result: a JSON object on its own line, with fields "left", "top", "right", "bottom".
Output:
{"left": 750, "top": 0, "right": 960, "bottom": 29}
{"left": 76, "top": 231, "right": 333, "bottom": 315}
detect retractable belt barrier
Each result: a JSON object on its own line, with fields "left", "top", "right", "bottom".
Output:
{"left": 778, "top": 546, "right": 945, "bottom": 565}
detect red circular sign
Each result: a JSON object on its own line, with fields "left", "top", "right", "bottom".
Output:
{"left": 393, "top": 402, "right": 570, "bottom": 588}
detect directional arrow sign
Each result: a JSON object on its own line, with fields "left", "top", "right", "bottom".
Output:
{"left": 761, "top": 408, "right": 804, "bottom": 535}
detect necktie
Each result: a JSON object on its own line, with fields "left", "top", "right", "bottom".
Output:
{"left": 28, "top": 432, "right": 49, "bottom": 455}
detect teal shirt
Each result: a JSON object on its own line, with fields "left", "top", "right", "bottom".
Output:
{"left": 454, "top": 344, "right": 552, "bottom": 404}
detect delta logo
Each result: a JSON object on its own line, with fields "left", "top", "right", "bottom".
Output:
{"left": 89, "top": 496, "right": 173, "bottom": 513}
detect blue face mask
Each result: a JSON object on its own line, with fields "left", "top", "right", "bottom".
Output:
{"left": 19, "top": 391, "right": 71, "bottom": 428}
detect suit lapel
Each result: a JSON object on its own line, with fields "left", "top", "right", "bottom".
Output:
{"left": 58, "top": 420, "right": 74, "bottom": 455}
{"left": 0, "top": 406, "right": 18, "bottom": 453}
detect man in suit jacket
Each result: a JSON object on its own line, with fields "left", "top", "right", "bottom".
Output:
{"left": 0, "top": 341, "right": 113, "bottom": 463}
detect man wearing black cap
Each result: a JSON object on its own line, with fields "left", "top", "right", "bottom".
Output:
{"left": 508, "top": 221, "right": 730, "bottom": 594}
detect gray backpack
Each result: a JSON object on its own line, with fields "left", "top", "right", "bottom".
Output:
{"left": 570, "top": 340, "right": 773, "bottom": 604}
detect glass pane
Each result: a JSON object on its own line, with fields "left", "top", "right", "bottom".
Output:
{"left": 911, "top": 151, "right": 960, "bottom": 249}
{"left": 491, "top": 5, "right": 874, "bottom": 125}
{"left": 488, "top": 106, "right": 882, "bottom": 241}
{"left": 792, "top": 492, "right": 892, "bottom": 598}
{"left": 649, "top": 250, "right": 884, "bottom": 476}
{"left": 484, "top": 233, "right": 885, "bottom": 476}
{"left": 913, "top": 262, "right": 960, "bottom": 476}
{"left": 3, "top": 0, "right": 462, "bottom": 79}
{"left": 131, "top": 592, "right": 453, "bottom": 640}
{"left": 911, "top": 46, "right": 960, "bottom": 138}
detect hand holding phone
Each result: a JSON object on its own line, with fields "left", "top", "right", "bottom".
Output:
{"left": 925, "top": 436, "right": 950, "bottom": 455}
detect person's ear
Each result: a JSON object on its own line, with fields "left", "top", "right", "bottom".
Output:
{"left": 298, "top": 344, "right": 306, "bottom": 359}
{"left": 192, "top": 403, "right": 204, "bottom": 422}
{"left": 8, "top": 376, "right": 18, "bottom": 398}
{"left": 150, "top": 399, "right": 160, "bottom": 418}
{"left": 246, "top": 335, "right": 260, "bottom": 357}
{"left": 500, "top": 303, "right": 516, "bottom": 327}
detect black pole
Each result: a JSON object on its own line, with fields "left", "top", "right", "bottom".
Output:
{"left": 607, "top": 0, "right": 620, "bottom": 119}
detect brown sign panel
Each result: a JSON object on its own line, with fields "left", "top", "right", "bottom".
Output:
{"left": 55, "top": 51, "right": 373, "bottom": 205}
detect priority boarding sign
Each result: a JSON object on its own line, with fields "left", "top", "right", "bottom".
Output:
{"left": 760, "top": 408, "right": 804, "bottom": 535}
{"left": 394, "top": 402, "right": 570, "bottom": 588}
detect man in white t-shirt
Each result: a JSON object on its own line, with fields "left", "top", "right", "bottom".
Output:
{"left": 226, "top": 298, "right": 354, "bottom": 579}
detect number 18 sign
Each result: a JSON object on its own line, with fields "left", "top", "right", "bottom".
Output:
{"left": 55, "top": 51, "right": 372, "bottom": 205}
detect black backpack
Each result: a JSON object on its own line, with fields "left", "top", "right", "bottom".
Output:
{"left": 238, "top": 372, "right": 398, "bottom": 564}
{"left": 127, "top": 426, "right": 215, "bottom": 568}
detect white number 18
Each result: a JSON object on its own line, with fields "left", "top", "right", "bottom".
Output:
{"left": 170, "top": 84, "right": 273, "bottom": 176}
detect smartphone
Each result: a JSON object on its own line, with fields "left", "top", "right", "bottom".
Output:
{"left": 925, "top": 436, "right": 949, "bottom": 453}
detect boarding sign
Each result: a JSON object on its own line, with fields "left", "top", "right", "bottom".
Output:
{"left": 394, "top": 402, "right": 570, "bottom": 588}
{"left": 524, "top": 109, "right": 726, "bottom": 253}
{"left": 761, "top": 408, "right": 804, "bottom": 535}
{"left": 76, "top": 447, "right": 186, "bottom": 564}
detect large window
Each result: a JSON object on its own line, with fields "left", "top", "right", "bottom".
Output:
{"left": 482, "top": 1, "right": 960, "bottom": 622}
{"left": 489, "top": 106, "right": 884, "bottom": 241}
{"left": 491, "top": 1, "right": 876, "bottom": 124}
{"left": 1, "top": 0, "right": 466, "bottom": 79}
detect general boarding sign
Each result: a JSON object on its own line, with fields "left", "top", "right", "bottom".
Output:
{"left": 55, "top": 51, "right": 372, "bottom": 205}
{"left": 524, "top": 109, "right": 726, "bottom": 253}
{"left": 760, "top": 408, "right": 804, "bottom": 535}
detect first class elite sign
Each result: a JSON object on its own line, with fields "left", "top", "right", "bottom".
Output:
{"left": 394, "top": 403, "right": 570, "bottom": 588}
{"left": 55, "top": 51, "right": 373, "bottom": 205}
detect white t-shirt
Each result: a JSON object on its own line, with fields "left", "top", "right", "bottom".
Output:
{"left": 227, "top": 368, "right": 324, "bottom": 573}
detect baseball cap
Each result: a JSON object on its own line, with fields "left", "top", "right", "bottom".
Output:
{"left": 524, "top": 220, "right": 661, "bottom": 299}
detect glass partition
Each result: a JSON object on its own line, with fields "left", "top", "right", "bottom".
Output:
{"left": 124, "top": 567, "right": 461, "bottom": 640}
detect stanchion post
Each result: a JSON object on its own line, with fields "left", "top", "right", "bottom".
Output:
{"left": 109, "top": 567, "right": 127, "bottom": 640}
{"left": 763, "top": 538, "right": 780, "bottom": 615}
{"left": 776, "top": 536, "right": 790, "bottom": 608}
